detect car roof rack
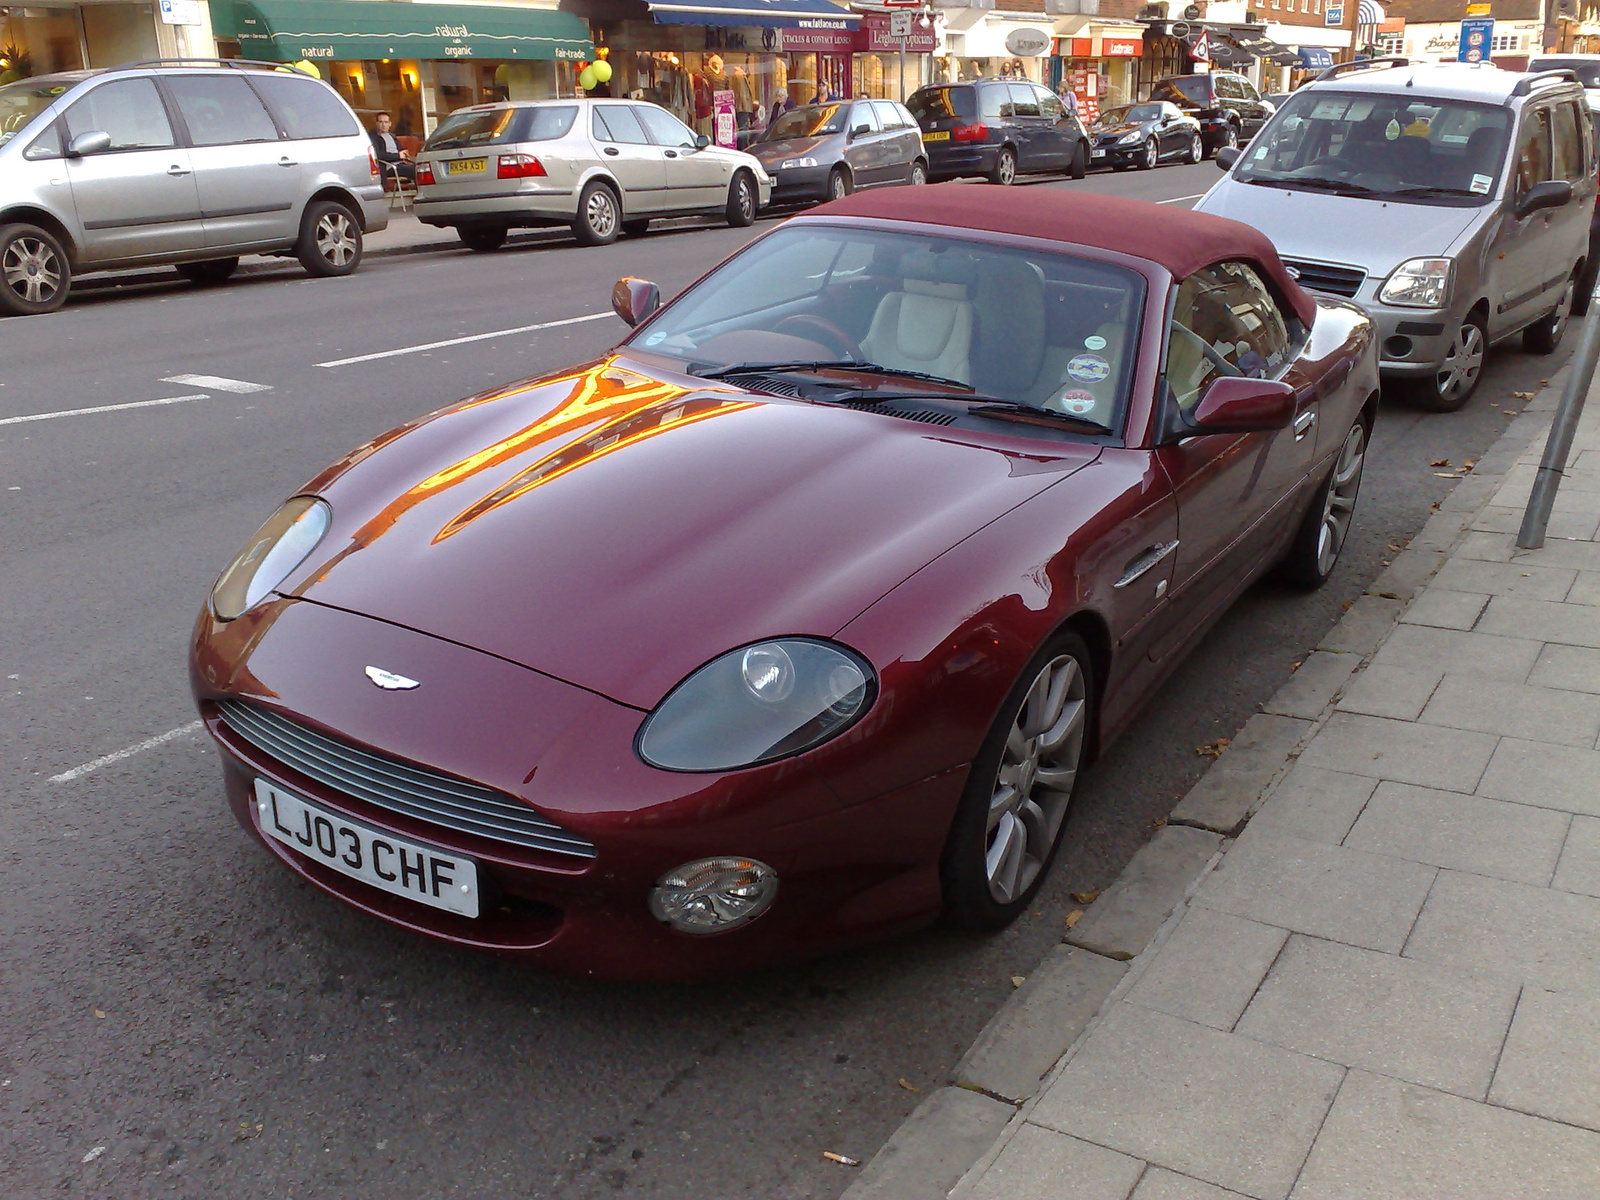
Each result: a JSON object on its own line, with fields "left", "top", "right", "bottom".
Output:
{"left": 1513, "top": 68, "right": 1581, "bottom": 96}
{"left": 1313, "top": 56, "right": 1408, "bottom": 84}
{"left": 109, "top": 58, "right": 292, "bottom": 72}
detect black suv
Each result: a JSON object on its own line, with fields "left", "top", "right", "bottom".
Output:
{"left": 1150, "top": 72, "right": 1274, "bottom": 156}
{"left": 908, "top": 80, "right": 1090, "bottom": 184}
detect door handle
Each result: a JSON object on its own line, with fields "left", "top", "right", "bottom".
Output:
{"left": 1294, "top": 411, "right": 1316, "bottom": 440}
{"left": 1116, "top": 539, "right": 1179, "bottom": 589}
{"left": 664, "top": 150, "right": 679, "bottom": 158}
{"left": 603, "top": 146, "right": 619, "bottom": 156}
{"left": 167, "top": 164, "right": 191, "bottom": 176}
{"left": 278, "top": 156, "right": 298, "bottom": 167}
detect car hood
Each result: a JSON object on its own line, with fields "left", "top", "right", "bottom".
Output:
{"left": 287, "top": 354, "right": 1097, "bottom": 709}
{"left": 749, "top": 135, "right": 831, "bottom": 161}
{"left": 1092, "top": 122, "right": 1147, "bottom": 138}
{"left": 1195, "top": 179, "right": 1484, "bottom": 277}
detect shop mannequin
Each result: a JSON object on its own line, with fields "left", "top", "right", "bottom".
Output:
{"left": 731, "top": 64, "right": 755, "bottom": 128}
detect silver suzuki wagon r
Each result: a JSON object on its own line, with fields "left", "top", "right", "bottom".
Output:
{"left": 1197, "top": 60, "right": 1595, "bottom": 411}
{"left": 0, "top": 60, "right": 388, "bottom": 316}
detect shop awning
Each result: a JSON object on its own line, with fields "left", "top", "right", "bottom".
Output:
{"left": 1298, "top": 45, "right": 1334, "bottom": 68}
{"left": 642, "top": 0, "right": 857, "bottom": 30}
{"left": 1206, "top": 35, "right": 1253, "bottom": 66}
{"left": 1358, "top": 0, "right": 1386, "bottom": 24}
{"left": 1228, "top": 29, "right": 1302, "bottom": 65}
{"left": 214, "top": 0, "right": 594, "bottom": 62}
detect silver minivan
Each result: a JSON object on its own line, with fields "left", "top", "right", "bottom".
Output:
{"left": 1196, "top": 60, "right": 1596, "bottom": 411}
{"left": 0, "top": 60, "right": 388, "bottom": 316}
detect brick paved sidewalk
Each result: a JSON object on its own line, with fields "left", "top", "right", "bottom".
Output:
{"left": 944, "top": 379, "right": 1600, "bottom": 1200}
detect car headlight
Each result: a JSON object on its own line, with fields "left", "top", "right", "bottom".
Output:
{"left": 210, "top": 497, "right": 331, "bottom": 621}
{"left": 1379, "top": 258, "right": 1453, "bottom": 308}
{"left": 649, "top": 856, "right": 778, "bottom": 933}
{"left": 636, "top": 638, "right": 875, "bottom": 772}
{"left": 1118, "top": 131, "right": 1143, "bottom": 145}
{"left": 778, "top": 156, "right": 818, "bottom": 169}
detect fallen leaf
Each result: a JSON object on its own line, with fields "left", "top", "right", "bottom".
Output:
{"left": 1433, "top": 472, "right": 1459, "bottom": 478}
{"left": 1011, "top": 975, "right": 1027, "bottom": 987}
{"left": 93, "top": 1010, "right": 105, "bottom": 1020}
{"left": 1290, "top": 659, "right": 1304, "bottom": 670}
{"left": 1064, "top": 908, "right": 1084, "bottom": 931}
{"left": 82, "top": 1147, "right": 106, "bottom": 1164}
{"left": 897, "top": 1078, "right": 920, "bottom": 1093}
{"left": 1430, "top": 458, "right": 1450, "bottom": 467}
{"left": 1070, "top": 890, "right": 1100, "bottom": 904}
{"left": 823, "top": 1152, "right": 861, "bottom": 1167}
{"left": 1196, "top": 737, "right": 1230, "bottom": 759}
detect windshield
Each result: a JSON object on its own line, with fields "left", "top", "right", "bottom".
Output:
{"left": 0, "top": 78, "right": 69, "bottom": 148}
{"left": 1234, "top": 89, "right": 1511, "bottom": 204}
{"left": 424, "top": 105, "right": 574, "bottom": 151}
{"left": 764, "top": 104, "right": 847, "bottom": 141}
{"left": 1097, "top": 104, "right": 1163, "bottom": 127}
{"left": 1531, "top": 57, "right": 1600, "bottom": 88}
{"left": 1153, "top": 77, "right": 1209, "bottom": 107}
{"left": 627, "top": 225, "right": 1145, "bottom": 431}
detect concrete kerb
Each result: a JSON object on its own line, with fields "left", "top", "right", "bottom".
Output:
{"left": 842, "top": 375, "right": 1568, "bottom": 1200}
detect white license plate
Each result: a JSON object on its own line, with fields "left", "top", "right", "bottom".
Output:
{"left": 253, "top": 778, "right": 480, "bottom": 918}
{"left": 1091, "top": 150, "right": 1106, "bottom": 159}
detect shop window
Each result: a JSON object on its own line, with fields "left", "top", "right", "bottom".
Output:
{"left": 64, "top": 78, "right": 175, "bottom": 151}
{"left": 250, "top": 74, "right": 361, "bottom": 140}
{"left": 167, "top": 75, "right": 279, "bottom": 146}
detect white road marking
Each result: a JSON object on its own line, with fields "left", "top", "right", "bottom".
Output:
{"left": 161, "top": 374, "right": 273, "bottom": 393}
{"left": 50, "top": 720, "right": 203, "bottom": 783}
{"left": 1157, "top": 193, "right": 1208, "bottom": 205}
{"left": 317, "top": 311, "right": 614, "bottom": 368}
{"left": 0, "top": 393, "right": 210, "bottom": 428}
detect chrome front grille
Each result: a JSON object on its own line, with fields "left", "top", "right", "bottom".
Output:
{"left": 1281, "top": 258, "right": 1366, "bottom": 299}
{"left": 218, "top": 700, "right": 596, "bottom": 859}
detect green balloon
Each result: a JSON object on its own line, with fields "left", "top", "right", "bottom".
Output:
{"left": 591, "top": 59, "right": 612, "bottom": 83}
{"left": 578, "top": 65, "right": 597, "bottom": 91}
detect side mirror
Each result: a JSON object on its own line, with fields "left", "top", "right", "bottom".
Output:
{"left": 694, "top": 134, "right": 711, "bottom": 150}
{"left": 1516, "top": 178, "right": 1572, "bottom": 219}
{"left": 1187, "top": 376, "right": 1296, "bottom": 433}
{"left": 1216, "top": 145, "right": 1241, "bottom": 170}
{"left": 612, "top": 276, "right": 660, "bottom": 328}
{"left": 849, "top": 124, "right": 871, "bottom": 140}
{"left": 67, "top": 130, "right": 112, "bottom": 158}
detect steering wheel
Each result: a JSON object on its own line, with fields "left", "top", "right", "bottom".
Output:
{"left": 773, "top": 314, "right": 863, "bottom": 362}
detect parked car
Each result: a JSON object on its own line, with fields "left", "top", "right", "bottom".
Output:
{"left": 1151, "top": 72, "right": 1274, "bottom": 156}
{"left": 414, "top": 99, "right": 772, "bottom": 249}
{"left": 907, "top": 80, "right": 1090, "bottom": 184}
{"left": 191, "top": 184, "right": 1378, "bottom": 980}
{"left": 1531, "top": 55, "right": 1600, "bottom": 311}
{"left": 1090, "top": 101, "right": 1204, "bottom": 169}
{"left": 1198, "top": 59, "right": 1596, "bottom": 410}
{"left": 0, "top": 60, "right": 387, "bottom": 317}
{"left": 747, "top": 99, "right": 926, "bottom": 204}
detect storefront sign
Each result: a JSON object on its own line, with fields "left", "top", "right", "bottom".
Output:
{"left": 779, "top": 25, "right": 858, "bottom": 50}
{"left": 714, "top": 89, "right": 737, "bottom": 147}
{"left": 1325, "top": 3, "right": 1343, "bottom": 25}
{"left": 158, "top": 0, "right": 203, "bottom": 26}
{"left": 1101, "top": 36, "right": 1142, "bottom": 56}
{"left": 889, "top": 11, "right": 912, "bottom": 37}
{"left": 1005, "top": 27, "right": 1051, "bottom": 56}
{"left": 856, "top": 13, "right": 936, "bottom": 53}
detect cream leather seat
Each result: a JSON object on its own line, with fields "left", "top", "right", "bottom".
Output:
{"left": 860, "top": 272, "right": 975, "bottom": 385}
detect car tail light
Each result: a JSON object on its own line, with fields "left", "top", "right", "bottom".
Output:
{"left": 416, "top": 161, "right": 435, "bottom": 186}
{"left": 498, "top": 154, "right": 547, "bottom": 179}
{"left": 367, "top": 147, "right": 379, "bottom": 179}
{"left": 952, "top": 122, "right": 988, "bottom": 142}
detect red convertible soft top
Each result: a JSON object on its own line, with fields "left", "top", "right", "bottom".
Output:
{"left": 814, "top": 183, "right": 1319, "bottom": 329}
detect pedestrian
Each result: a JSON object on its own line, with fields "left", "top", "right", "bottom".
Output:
{"left": 769, "top": 90, "right": 794, "bottom": 125}
{"left": 369, "top": 112, "right": 413, "bottom": 184}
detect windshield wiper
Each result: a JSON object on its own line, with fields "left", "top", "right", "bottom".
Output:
{"left": 698, "top": 360, "right": 977, "bottom": 392}
{"left": 1385, "top": 184, "right": 1480, "bottom": 199}
{"left": 1244, "top": 176, "right": 1376, "bottom": 196}
{"left": 965, "top": 398, "right": 1114, "bottom": 435}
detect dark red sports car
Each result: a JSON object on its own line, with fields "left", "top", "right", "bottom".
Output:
{"left": 191, "top": 186, "right": 1379, "bottom": 980}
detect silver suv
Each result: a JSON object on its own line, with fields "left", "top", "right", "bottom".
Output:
{"left": 0, "top": 60, "right": 388, "bottom": 316}
{"left": 1197, "top": 60, "right": 1596, "bottom": 411}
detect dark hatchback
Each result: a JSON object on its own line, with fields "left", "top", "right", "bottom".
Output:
{"left": 748, "top": 99, "right": 926, "bottom": 204}
{"left": 1151, "top": 72, "right": 1274, "bottom": 156}
{"left": 1090, "top": 101, "right": 1204, "bottom": 170}
{"left": 908, "top": 80, "right": 1090, "bottom": 184}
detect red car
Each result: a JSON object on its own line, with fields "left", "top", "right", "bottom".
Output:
{"left": 191, "top": 187, "right": 1378, "bottom": 980}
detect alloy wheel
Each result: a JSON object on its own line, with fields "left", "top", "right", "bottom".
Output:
{"left": 1189, "top": 134, "right": 1203, "bottom": 163}
{"left": 1316, "top": 422, "right": 1365, "bottom": 577}
{"left": 1552, "top": 279, "right": 1575, "bottom": 344}
{"left": 2, "top": 234, "right": 63, "bottom": 307}
{"left": 737, "top": 178, "right": 755, "bottom": 221}
{"left": 316, "top": 212, "right": 357, "bottom": 268}
{"left": 1436, "top": 319, "right": 1485, "bottom": 404}
{"left": 1143, "top": 139, "right": 1157, "bottom": 169}
{"left": 997, "top": 150, "right": 1016, "bottom": 185}
{"left": 984, "top": 653, "right": 1087, "bottom": 904}
{"left": 586, "top": 188, "right": 617, "bottom": 239}
{"left": 910, "top": 161, "right": 927, "bottom": 186}
{"left": 830, "top": 170, "right": 849, "bottom": 200}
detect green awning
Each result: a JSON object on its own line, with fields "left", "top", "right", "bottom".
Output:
{"left": 214, "top": 0, "right": 593, "bottom": 63}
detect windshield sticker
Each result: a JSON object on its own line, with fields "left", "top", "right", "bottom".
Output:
{"left": 1084, "top": 335, "right": 1107, "bottom": 350}
{"left": 1384, "top": 119, "right": 1401, "bottom": 141}
{"left": 1311, "top": 98, "right": 1349, "bottom": 120}
{"left": 643, "top": 330, "right": 667, "bottom": 345}
{"left": 1066, "top": 353, "right": 1110, "bottom": 384}
{"left": 1470, "top": 173, "right": 1493, "bottom": 194}
{"left": 1058, "top": 390, "right": 1098, "bottom": 416}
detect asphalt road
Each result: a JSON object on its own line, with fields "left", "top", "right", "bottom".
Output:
{"left": 0, "top": 162, "right": 1569, "bottom": 1200}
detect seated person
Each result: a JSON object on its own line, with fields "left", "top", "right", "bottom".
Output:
{"left": 370, "top": 112, "right": 414, "bottom": 183}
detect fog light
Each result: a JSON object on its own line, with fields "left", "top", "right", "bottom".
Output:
{"left": 648, "top": 857, "right": 778, "bottom": 933}
{"left": 1384, "top": 335, "right": 1414, "bottom": 359}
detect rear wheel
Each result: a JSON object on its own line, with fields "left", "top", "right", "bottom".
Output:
{"left": 1185, "top": 133, "right": 1203, "bottom": 164}
{"left": 1069, "top": 141, "right": 1087, "bottom": 180}
{"left": 726, "top": 171, "right": 757, "bottom": 227}
{"left": 989, "top": 146, "right": 1017, "bottom": 186}
{"left": 0, "top": 223, "right": 68, "bottom": 315}
{"left": 296, "top": 201, "right": 362, "bottom": 277}
{"left": 1213, "top": 123, "right": 1239, "bottom": 157}
{"left": 1523, "top": 276, "right": 1575, "bottom": 355}
{"left": 909, "top": 159, "right": 928, "bottom": 186}
{"left": 572, "top": 181, "right": 620, "bottom": 246}
{"left": 827, "top": 166, "right": 852, "bottom": 201}
{"left": 175, "top": 257, "right": 239, "bottom": 285}
{"left": 457, "top": 224, "right": 508, "bottom": 253}
{"left": 1403, "top": 312, "right": 1486, "bottom": 412}
{"left": 1279, "top": 418, "right": 1367, "bottom": 589}
{"left": 942, "top": 632, "right": 1094, "bottom": 930}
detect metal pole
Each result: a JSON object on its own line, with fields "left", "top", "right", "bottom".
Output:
{"left": 1517, "top": 288, "right": 1600, "bottom": 549}
{"left": 900, "top": 42, "right": 906, "bottom": 102}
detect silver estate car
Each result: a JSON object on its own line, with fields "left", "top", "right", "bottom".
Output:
{"left": 1198, "top": 59, "right": 1596, "bottom": 411}
{"left": 414, "top": 99, "right": 773, "bottom": 250}
{"left": 0, "top": 60, "right": 387, "bottom": 317}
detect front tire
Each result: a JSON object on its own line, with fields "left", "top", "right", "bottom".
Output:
{"left": 827, "top": 166, "right": 852, "bottom": 201}
{"left": 1069, "top": 141, "right": 1087, "bottom": 180}
{"left": 1139, "top": 138, "right": 1158, "bottom": 170}
{"left": 725, "top": 171, "right": 757, "bottom": 227}
{"left": 0, "top": 222, "right": 70, "bottom": 315}
{"left": 988, "top": 147, "right": 1017, "bottom": 186}
{"left": 942, "top": 632, "right": 1094, "bottom": 930}
{"left": 1279, "top": 418, "right": 1366, "bottom": 589}
{"left": 296, "top": 201, "right": 362, "bottom": 277}
{"left": 572, "top": 181, "right": 620, "bottom": 246}
{"left": 1403, "top": 311, "right": 1486, "bottom": 412}
{"left": 1523, "top": 276, "right": 1575, "bottom": 355}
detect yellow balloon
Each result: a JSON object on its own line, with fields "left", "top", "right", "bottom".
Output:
{"left": 493, "top": 63, "right": 510, "bottom": 85}
{"left": 578, "top": 65, "right": 597, "bottom": 90}
{"left": 591, "top": 59, "right": 612, "bottom": 83}
{"left": 292, "top": 59, "right": 320, "bottom": 79}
